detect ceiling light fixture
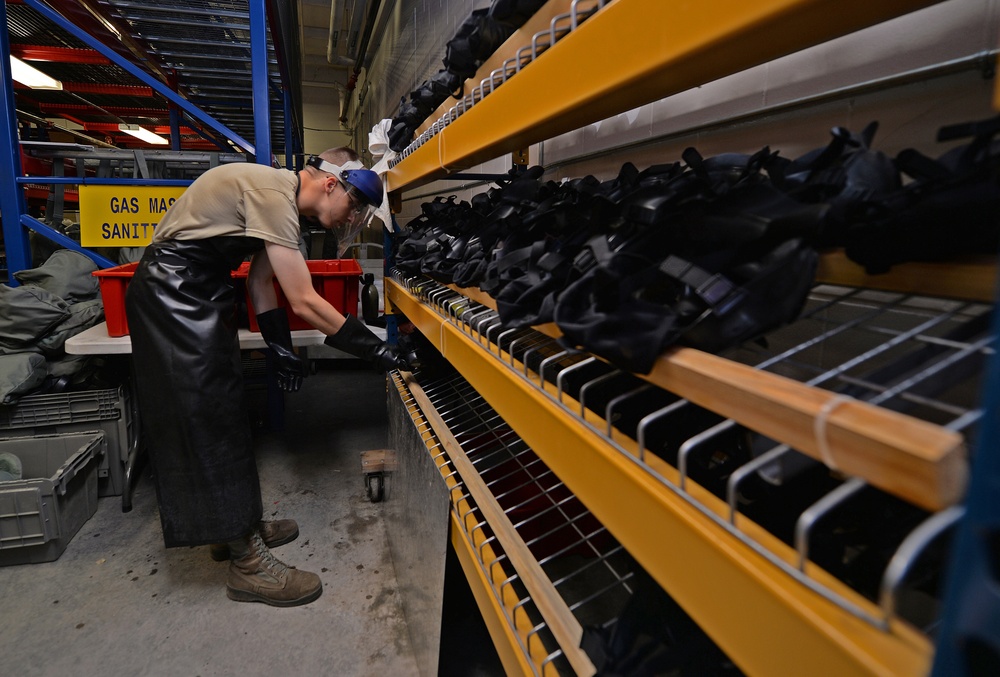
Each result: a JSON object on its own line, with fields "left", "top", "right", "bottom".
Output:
{"left": 118, "top": 123, "right": 169, "bottom": 145}
{"left": 9, "top": 55, "right": 63, "bottom": 90}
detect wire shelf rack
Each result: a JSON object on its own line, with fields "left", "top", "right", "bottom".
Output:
{"left": 390, "top": 268, "right": 994, "bottom": 642}
{"left": 391, "top": 364, "right": 639, "bottom": 675}
{"left": 388, "top": 0, "right": 610, "bottom": 168}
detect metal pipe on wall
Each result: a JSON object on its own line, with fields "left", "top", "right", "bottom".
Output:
{"left": 340, "top": 0, "right": 386, "bottom": 124}
{"left": 328, "top": 0, "right": 366, "bottom": 67}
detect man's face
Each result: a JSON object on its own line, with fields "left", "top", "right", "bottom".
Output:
{"left": 317, "top": 176, "right": 359, "bottom": 230}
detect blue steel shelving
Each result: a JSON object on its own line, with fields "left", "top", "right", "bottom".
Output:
{"left": 931, "top": 294, "right": 1000, "bottom": 676}
{"left": 0, "top": 0, "right": 300, "bottom": 282}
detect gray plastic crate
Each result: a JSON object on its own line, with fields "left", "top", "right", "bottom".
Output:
{"left": 0, "top": 387, "right": 134, "bottom": 497}
{"left": 0, "top": 431, "right": 105, "bottom": 566}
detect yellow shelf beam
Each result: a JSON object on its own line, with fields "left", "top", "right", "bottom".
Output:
{"left": 449, "top": 515, "right": 539, "bottom": 676}
{"left": 388, "top": 279, "right": 932, "bottom": 676}
{"left": 387, "top": 0, "right": 943, "bottom": 192}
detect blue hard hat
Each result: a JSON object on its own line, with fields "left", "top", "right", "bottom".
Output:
{"left": 341, "top": 169, "right": 383, "bottom": 206}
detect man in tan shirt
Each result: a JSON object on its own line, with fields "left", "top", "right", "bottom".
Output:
{"left": 126, "top": 147, "right": 409, "bottom": 607}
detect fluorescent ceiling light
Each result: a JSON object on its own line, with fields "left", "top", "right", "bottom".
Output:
{"left": 119, "top": 123, "right": 169, "bottom": 145}
{"left": 10, "top": 55, "right": 62, "bottom": 90}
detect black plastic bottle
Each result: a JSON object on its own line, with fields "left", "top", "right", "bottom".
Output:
{"left": 361, "top": 273, "right": 379, "bottom": 325}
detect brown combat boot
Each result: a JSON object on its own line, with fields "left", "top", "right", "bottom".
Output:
{"left": 226, "top": 531, "right": 322, "bottom": 607}
{"left": 210, "top": 519, "right": 299, "bottom": 561}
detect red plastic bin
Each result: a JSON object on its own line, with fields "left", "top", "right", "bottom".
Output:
{"left": 92, "top": 262, "right": 139, "bottom": 337}
{"left": 95, "top": 259, "right": 362, "bottom": 337}
{"left": 233, "top": 259, "right": 362, "bottom": 331}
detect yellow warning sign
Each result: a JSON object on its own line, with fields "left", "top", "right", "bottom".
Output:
{"left": 79, "top": 185, "right": 186, "bottom": 247}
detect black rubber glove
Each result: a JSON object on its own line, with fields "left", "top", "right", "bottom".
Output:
{"left": 256, "top": 308, "right": 309, "bottom": 392}
{"left": 325, "top": 314, "right": 413, "bottom": 372}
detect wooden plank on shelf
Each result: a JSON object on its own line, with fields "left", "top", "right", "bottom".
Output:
{"left": 446, "top": 283, "right": 495, "bottom": 308}
{"left": 648, "top": 348, "right": 967, "bottom": 512}
{"left": 816, "top": 250, "right": 998, "bottom": 302}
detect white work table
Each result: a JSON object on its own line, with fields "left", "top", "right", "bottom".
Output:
{"left": 65, "top": 322, "right": 329, "bottom": 355}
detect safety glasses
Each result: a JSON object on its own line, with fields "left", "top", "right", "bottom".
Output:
{"left": 338, "top": 181, "right": 375, "bottom": 226}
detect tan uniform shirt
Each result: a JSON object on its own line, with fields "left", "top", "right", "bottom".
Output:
{"left": 152, "top": 163, "right": 300, "bottom": 249}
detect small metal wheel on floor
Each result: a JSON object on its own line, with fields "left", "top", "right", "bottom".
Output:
{"left": 361, "top": 449, "right": 396, "bottom": 503}
{"left": 366, "top": 472, "right": 384, "bottom": 502}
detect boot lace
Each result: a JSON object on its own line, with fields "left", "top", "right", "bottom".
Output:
{"left": 249, "top": 530, "right": 289, "bottom": 577}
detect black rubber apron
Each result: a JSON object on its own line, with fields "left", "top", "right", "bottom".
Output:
{"left": 126, "top": 236, "right": 264, "bottom": 547}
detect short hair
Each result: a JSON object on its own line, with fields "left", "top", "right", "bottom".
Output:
{"left": 317, "top": 147, "right": 359, "bottom": 166}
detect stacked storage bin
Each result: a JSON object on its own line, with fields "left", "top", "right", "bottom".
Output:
{"left": 0, "top": 386, "right": 135, "bottom": 498}
{"left": 0, "top": 431, "right": 105, "bottom": 565}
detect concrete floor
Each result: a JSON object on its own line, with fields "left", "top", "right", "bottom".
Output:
{"left": 0, "top": 364, "right": 422, "bottom": 677}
